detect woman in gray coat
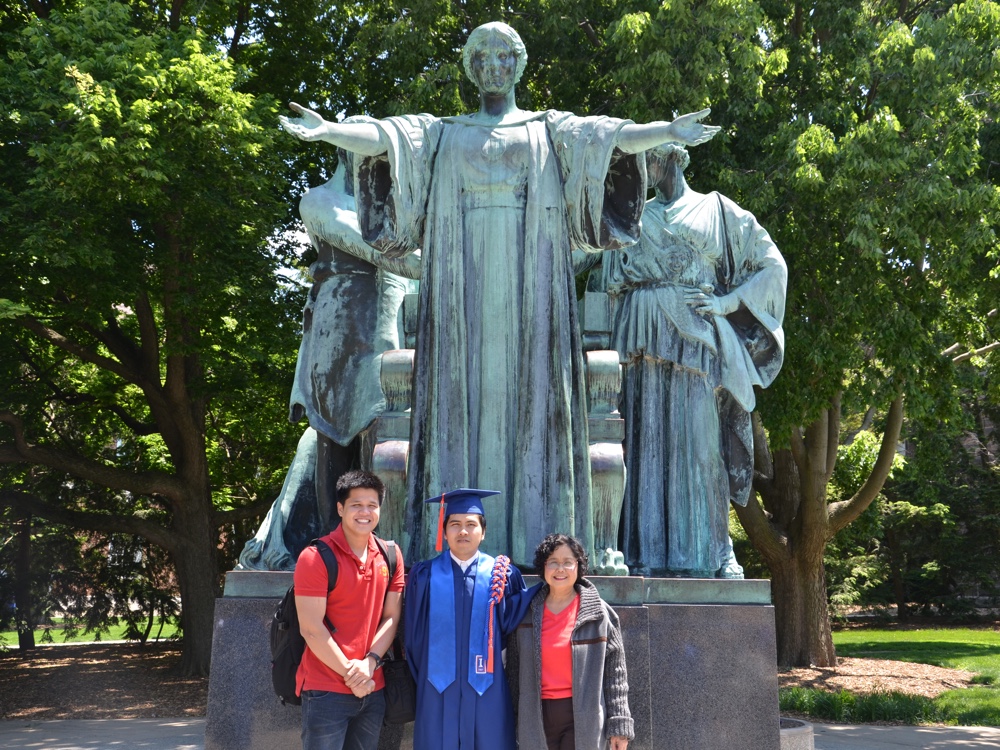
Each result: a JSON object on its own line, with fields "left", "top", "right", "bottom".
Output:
{"left": 510, "top": 534, "right": 633, "bottom": 750}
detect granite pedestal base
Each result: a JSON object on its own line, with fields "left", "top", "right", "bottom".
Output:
{"left": 205, "top": 573, "right": 779, "bottom": 750}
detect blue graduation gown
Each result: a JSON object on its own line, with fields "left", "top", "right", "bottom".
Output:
{"left": 406, "top": 553, "right": 536, "bottom": 750}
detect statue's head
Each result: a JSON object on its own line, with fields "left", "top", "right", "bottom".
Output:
{"left": 647, "top": 143, "right": 690, "bottom": 197}
{"left": 648, "top": 143, "right": 691, "bottom": 172}
{"left": 462, "top": 22, "right": 528, "bottom": 92}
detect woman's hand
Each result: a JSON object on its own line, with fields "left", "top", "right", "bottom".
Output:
{"left": 279, "top": 102, "right": 330, "bottom": 142}
{"left": 610, "top": 736, "right": 629, "bottom": 750}
{"left": 666, "top": 108, "right": 721, "bottom": 146}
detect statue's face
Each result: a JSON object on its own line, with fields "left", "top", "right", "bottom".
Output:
{"left": 470, "top": 35, "right": 518, "bottom": 95}
{"left": 646, "top": 154, "right": 669, "bottom": 190}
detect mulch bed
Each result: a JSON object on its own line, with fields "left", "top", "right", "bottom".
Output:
{"left": 0, "top": 642, "right": 208, "bottom": 720}
{"left": 779, "top": 656, "right": 974, "bottom": 698}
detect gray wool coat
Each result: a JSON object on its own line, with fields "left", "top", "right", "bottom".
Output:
{"left": 508, "top": 578, "right": 634, "bottom": 750}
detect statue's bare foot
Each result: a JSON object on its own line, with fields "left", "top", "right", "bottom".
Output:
{"left": 592, "top": 548, "right": 630, "bottom": 576}
{"left": 716, "top": 558, "right": 745, "bottom": 579}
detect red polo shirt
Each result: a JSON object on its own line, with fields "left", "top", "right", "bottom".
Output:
{"left": 294, "top": 526, "right": 404, "bottom": 694}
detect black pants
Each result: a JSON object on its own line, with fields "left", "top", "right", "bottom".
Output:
{"left": 542, "top": 698, "right": 575, "bottom": 750}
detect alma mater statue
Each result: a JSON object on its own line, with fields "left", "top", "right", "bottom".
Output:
{"left": 280, "top": 21, "right": 720, "bottom": 565}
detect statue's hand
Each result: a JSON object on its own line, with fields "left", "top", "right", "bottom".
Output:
{"left": 279, "top": 102, "right": 329, "bottom": 141}
{"left": 668, "top": 108, "right": 721, "bottom": 146}
{"left": 684, "top": 288, "right": 739, "bottom": 316}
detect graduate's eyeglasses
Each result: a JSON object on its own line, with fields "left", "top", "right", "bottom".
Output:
{"left": 544, "top": 560, "right": 577, "bottom": 571}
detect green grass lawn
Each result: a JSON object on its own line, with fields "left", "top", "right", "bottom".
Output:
{"left": 0, "top": 618, "right": 181, "bottom": 647}
{"left": 834, "top": 627, "right": 1000, "bottom": 684}
{"left": 780, "top": 626, "right": 1000, "bottom": 727}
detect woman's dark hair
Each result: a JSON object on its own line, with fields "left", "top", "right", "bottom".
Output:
{"left": 533, "top": 533, "right": 589, "bottom": 585}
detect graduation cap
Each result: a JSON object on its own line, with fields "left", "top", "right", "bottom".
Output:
{"left": 424, "top": 488, "right": 500, "bottom": 552}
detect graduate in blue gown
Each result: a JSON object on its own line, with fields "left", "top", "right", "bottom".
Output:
{"left": 406, "top": 489, "right": 536, "bottom": 750}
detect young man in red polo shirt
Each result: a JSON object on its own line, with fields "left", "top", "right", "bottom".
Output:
{"left": 294, "top": 470, "right": 405, "bottom": 750}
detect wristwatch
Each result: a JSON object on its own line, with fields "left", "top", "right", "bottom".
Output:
{"left": 367, "top": 651, "right": 385, "bottom": 669}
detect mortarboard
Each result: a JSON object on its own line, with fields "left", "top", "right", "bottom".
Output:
{"left": 424, "top": 488, "right": 500, "bottom": 552}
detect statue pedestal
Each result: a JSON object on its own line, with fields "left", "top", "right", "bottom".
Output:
{"left": 205, "top": 574, "right": 780, "bottom": 750}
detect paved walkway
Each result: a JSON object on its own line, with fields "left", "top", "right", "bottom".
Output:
{"left": 813, "top": 722, "right": 1000, "bottom": 749}
{"left": 0, "top": 718, "right": 205, "bottom": 749}
{"left": 1, "top": 718, "right": 999, "bottom": 749}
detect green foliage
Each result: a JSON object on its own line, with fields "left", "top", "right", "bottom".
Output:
{"left": 729, "top": 507, "right": 769, "bottom": 579}
{"left": 0, "top": 507, "right": 79, "bottom": 639}
{"left": 0, "top": 507, "right": 179, "bottom": 647}
{"left": 880, "top": 368, "right": 1000, "bottom": 616}
{"left": 779, "top": 687, "right": 942, "bottom": 724}
{"left": 0, "top": 0, "right": 300, "bottom": 531}
{"left": 826, "top": 397, "right": 1000, "bottom": 618}
{"left": 56, "top": 528, "right": 181, "bottom": 643}
{"left": 934, "top": 687, "right": 1000, "bottom": 726}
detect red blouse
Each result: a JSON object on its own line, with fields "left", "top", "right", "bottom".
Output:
{"left": 540, "top": 594, "right": 579, "bottom": 699}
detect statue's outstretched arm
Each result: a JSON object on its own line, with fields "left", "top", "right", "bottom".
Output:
{"left": 279, "top": 102, "right": 387, "bottom": 157}
{"left": 616, "top": 108, "right": 721, "bottom": 154}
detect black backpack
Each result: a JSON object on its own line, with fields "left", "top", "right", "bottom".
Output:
{"left": 270, "top": 535, "right": 398, "bottom": 706}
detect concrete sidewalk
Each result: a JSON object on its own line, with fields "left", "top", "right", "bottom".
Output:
{"left": 2, "top": 718, "right": 1000, "bottom": 749}
{"left": 813, "top": 722, "right": 1000, "bottom": 748}
{"left": 0, "top": 718, "right": 205, "bottom": 749}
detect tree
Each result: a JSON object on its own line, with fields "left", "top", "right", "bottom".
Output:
{"left": 705, "top": 1, "right": 999, "bottom": 665}
{"left": 882, "top": 362, "right": 1000, "bottom": 617}
{"left": 0, "top": 0, "right": 302, "bottom": 674}
{"left": 0, "top": 499, "right": 182, "bottom": 650}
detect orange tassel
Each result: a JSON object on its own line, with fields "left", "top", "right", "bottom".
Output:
{"left": 486, "top": 608, "right": 496, "bottom": 673}
{"left": 435, "top": 492, "right": 445, "bottom": 552}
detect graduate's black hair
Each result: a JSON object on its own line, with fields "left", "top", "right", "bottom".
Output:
{"left": 444, "top": 513, "right": 487, "bottom": 532}
{"left": 335, "top": 470, "right": 386, "bottom": 506}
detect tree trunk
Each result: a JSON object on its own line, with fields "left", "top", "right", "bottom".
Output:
{"left": 884, "top": 527, "right": 910, "bottom": 620}
{"left": 14, "top": 516, "right": 35, "bottom": 651}
{"left": 142, "top": 599, "right": 154, "bottom": 643}
{"left": 771, "top": 547, "right": 836, "bottom": 667}
{"left": 171, "top": 499, "right": 220, "bottom": 676}
{"left": 744, "top": 419, "right": 838, "bottom": 667}
{"left": 747, "top": 441, "right": 837, "bottom": 667}
{"left": 742, "top": 396, "right": 903, "bottom": 667}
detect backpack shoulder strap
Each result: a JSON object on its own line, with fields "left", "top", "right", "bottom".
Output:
{"left": 311, "top": 538, "right": 339, "bottom": 592}
{"left": 309, "top": 538, "right": 339, "bottom": 634}
{"left": 373, "top": 535, "right": 398, "bottom": 582}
